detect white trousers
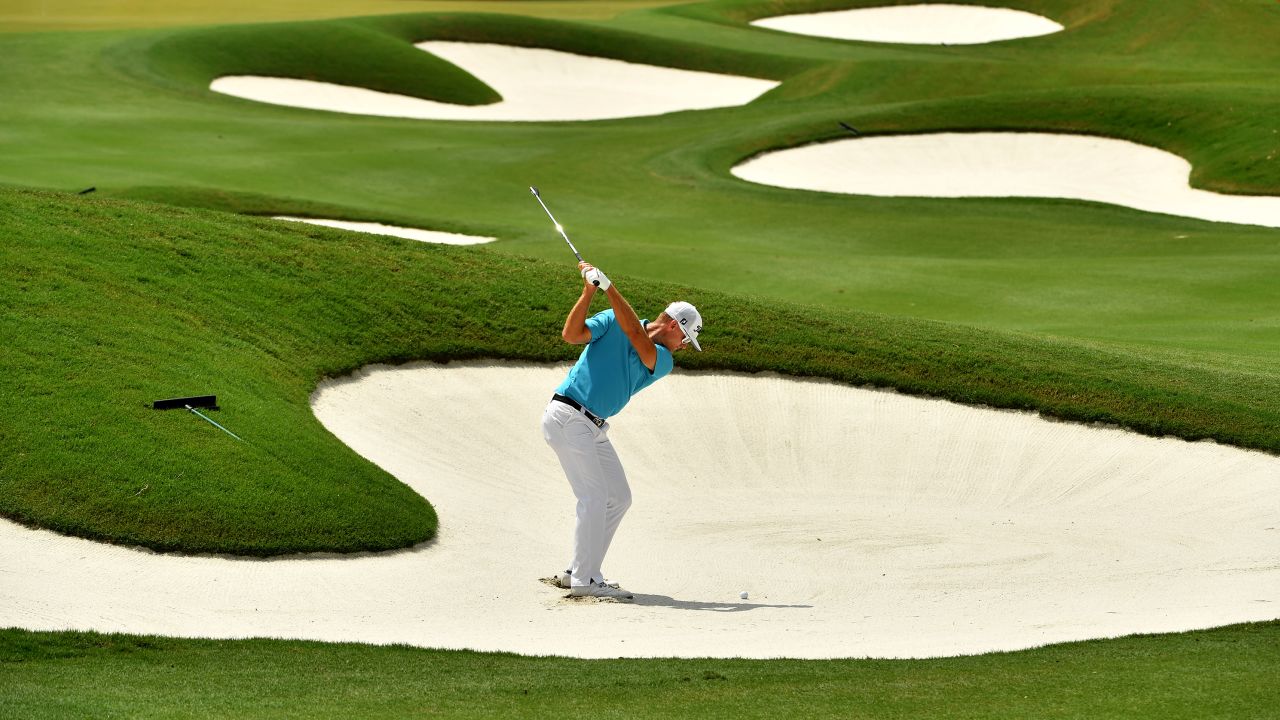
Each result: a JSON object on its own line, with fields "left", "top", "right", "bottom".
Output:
{"left": 541, "top": 400, "right": 632, "bottom": 588}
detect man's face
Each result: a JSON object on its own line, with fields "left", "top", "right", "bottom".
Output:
{"left": 662, "top": 317, "right": 690, "bottom": 352}
{"left": 650, "top": 315, "right": 688, "bottom": 352}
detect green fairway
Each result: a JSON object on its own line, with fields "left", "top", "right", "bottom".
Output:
{"left": 0, "top": 0, "right": 1275, "bottom": 606}
{"left": 4, "top": 623, "right": 1279, "bottom": 718}
{"left": 2, "top": 0, "right": 1279, "bottom": 714}
{"left": 0, "top": 0, "right": 1274, "bottom": 560}
{"left": 0, "top": 0, "right": 689, "bottom": 32}
{"left": 0, "top": 1, "right": 1277, "bottom": 366}
{"left": 7, "top": 185, "right": 1278, "bottom": 554}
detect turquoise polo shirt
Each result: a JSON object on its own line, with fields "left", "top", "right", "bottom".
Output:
{"left": 555, "top": 309, "right": 674, "bottom": 418}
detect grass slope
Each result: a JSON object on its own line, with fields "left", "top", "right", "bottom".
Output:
{"left": 3, "top": 187, "right": 1278, "bottom": 554}
{"left": 0, "top": 0, "right": 1277, "bottom": 712}
{"left": 0, "top": 1, "right": 1275, "bottom": 364}
{"left": 0, "top": 1, "right": 692, "bottom": 32}
{"left": 135, "top": 19, "right": 501, "bottom": 104}
{"left": 3, "top": 622, "right": 1279, "bottom": 718}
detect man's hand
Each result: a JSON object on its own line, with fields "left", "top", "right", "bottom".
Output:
{"left": 579, "top": 262, "right": 611, "bottom": 291}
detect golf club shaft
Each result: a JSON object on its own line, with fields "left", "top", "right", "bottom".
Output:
{"left": 530, "top": 187, "right": 598, "bottom": 285}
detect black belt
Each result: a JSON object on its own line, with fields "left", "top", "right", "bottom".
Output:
{"left": 552, "top": 393, "right": 606, "bottom": 428}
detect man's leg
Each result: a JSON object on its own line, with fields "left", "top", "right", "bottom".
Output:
{"left": 542, "top": 402, "right": 610, "bottom": 587}
{"left": 595, "top": 433, "right": 632, "bottom": 570}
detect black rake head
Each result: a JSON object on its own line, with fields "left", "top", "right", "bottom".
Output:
{"left": 152, "top": 395, "right": 218, "bottom": 411}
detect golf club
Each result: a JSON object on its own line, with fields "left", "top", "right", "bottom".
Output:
{"left": 529, "top": 186, "right": 598, "bottom": 286}
{"left": 839, "top": 121, "right": 860, "bottom": 136}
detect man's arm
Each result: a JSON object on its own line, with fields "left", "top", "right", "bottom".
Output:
{"left": 576, "top": 265, "right": 656, "bottom": 371}
{"left": 576, "top": 262, "right": 658, "bottom": 369}
{"left": 561, "top": 281, "right": 597, "bottom": 345}
{"left": 605, "top": 283, "right": 658, "bottom": 370}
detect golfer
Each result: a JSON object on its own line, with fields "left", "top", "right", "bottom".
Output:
{"left": 542, "top": 261, "right": 702, "bottom": 600}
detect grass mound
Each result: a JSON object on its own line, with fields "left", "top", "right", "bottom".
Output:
{"left": 3, "top": 1, "right": 1278, "bottom": 370}
{"left": 121, "top": 17, "right": 499, "bottom": 105}
{"left": 3, "top": 187, "right": 1278, "bottom": 555}
{"left": 120, "top": 11, "right": 800, "bottom": 110}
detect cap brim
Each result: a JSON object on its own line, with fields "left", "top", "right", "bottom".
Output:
{"left": 680, "top": 327, "right": 702, "bottom": 351}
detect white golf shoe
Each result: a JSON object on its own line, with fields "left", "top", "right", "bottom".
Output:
{"left": 570, "top": 581, "right": 634, "bottom": 600}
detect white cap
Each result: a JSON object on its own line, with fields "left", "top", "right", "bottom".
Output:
{"left": 664, "top": 301, "right": 703, "bottom": 351}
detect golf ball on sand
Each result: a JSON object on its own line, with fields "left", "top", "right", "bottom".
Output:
{"left": 739, "top": 590, "right": 749, "bottom": 600}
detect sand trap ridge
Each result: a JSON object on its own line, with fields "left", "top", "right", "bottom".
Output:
{"left": 211, "top": 42, "right": 778, "bottom": 122}
{"left": 751, "top": 4, "right": 1064, "bottom": 45}
{"left": 274, "top": 217, "right": 496, "bottom": 245}
{"left": 733, "top": 132, "right": 1280, "bottom": 228}
{"left": 4, "top": 362, "right": 1277, "bottom": 659}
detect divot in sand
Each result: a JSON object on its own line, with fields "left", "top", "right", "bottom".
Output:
{"left": 733, "top": 132, "right": 1280, "bottom": 228}
{"left": 3, "top": 362, "right": 1277, "bottom": 659}
{"left": 751, "top": 4, "right": 1063, "bottom": 45}
{"left": 211, "top": 42, "right": 778, "bottom": 122}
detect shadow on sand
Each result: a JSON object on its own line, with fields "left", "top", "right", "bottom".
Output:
{"left": 630, "top": 594, "right": 812, "bottom": 612}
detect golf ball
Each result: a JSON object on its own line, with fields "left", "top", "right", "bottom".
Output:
{"left": 739, "top": 590, "right": 749, "bottom": 600}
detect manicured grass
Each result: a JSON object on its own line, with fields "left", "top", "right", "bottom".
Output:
{"left": 3, "top": 622, "right": 1279, "bottom": 718}
{"left": 0, "top": 0, "right": 1274, "bottom": 554}
{"left": 0, "top": 1, "right": 691, "bottom": 32}
{"left": 1, "top": 0, "right": 1277, "bottom": 714}
{"left": 0, "top": 1, "right": 1276, "bottom": 365}
{"left": 4, "top": 186, "right": 1279, "bottom": 555}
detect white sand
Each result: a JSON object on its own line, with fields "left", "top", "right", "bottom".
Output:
{"left": 4, "top": 362, "right": 1277, "bottom": 659}
{"left": 732, "top": 132, "right": 1280, "bottom": 228}
{"left": 210, "top": 42, "right": 778, "bottom": 122}
{"left": 274, "top": 217, "right": 496, "bottom": 245}
{"left": 751, "top": 4, "right": 1063, "bottom": 44}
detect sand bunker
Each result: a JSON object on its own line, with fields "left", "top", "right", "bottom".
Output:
{"left": 751, "top": 4, "right": 1063, "bottom": 44}
{"left": 733, "top": 132, "right": 1280, "bottom": 228}
{"left": 4, "top": 362, "right": 1277, "bottom": 659}
{"left": 210, "top": 42, "right": 778, "bottom": 122}
{"left": 274, "top": 217, "right": 496, "bottom": 245}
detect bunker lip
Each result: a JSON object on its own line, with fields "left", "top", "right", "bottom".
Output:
{"left": 751, "top": 4, "right": 1064, "bottom": 45}
{"left": 732, "top": 132, "right": 1280, "bottom": 229}
{"left": 274, "top": 217, "right": 496, "bottom": 245}
{"left": 210, "top": 41, "right": 779, "bottom": 122}
{"left": 3, "top": 362, "right": 1277, "bottom": 660}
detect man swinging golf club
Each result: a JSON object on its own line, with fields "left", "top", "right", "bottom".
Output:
{"left": 542, "top": 261, "right": 703, "bottom": 600}
{"left": 529, "top": 187, "right": 702, "bottom": 599}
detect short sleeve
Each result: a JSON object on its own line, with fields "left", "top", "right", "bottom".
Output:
{"left": 653, "top": 345, "right": 674, "bottom": 379}
{"left": 584, "top": 310, "right": 614, "bottom": 343}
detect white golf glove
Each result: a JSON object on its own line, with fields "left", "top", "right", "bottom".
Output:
{"left": 582, "top": 265, "right": 611, "bottom": 291}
